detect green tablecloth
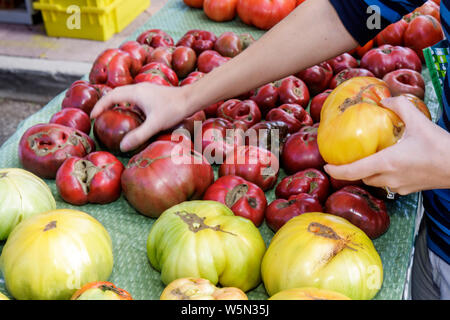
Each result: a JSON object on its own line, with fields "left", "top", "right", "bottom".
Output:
{"left": 0, "top": 0, "right": 442, "bottom": 300}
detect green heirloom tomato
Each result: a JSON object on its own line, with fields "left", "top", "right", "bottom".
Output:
{"left": 261, "top": 212, "right": 383, "bottom": 300}
{"left": 0, "top": 168, "right": 56, "bottom": 240}
{"left": 0, "top": 209, "right": 113, "bottom": 300}
{"left": 147, "top": 200, "right": 266, "bottom": 292}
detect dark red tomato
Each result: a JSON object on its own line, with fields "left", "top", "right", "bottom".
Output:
{"left": 172, "top": 46, "right": 197, "bottom": 78}
{"left": 204, "top": 0, "right": 238, "bottom": 22}
{"left": 56, "top": 151, "right": 124, "bottom": 206}
{"left": 237, "top": 0, "right": 296, "bottom": 30}
{"left": 309, "top": 89, "right": 333, "bottom": 123}
{"left": 137, "top": 62, "right": 179, "bottom": 86}
{"left": 119, "top": 41, "right": 152, "bottom": 72}
{"left": 281, "top": 124, "right": 325, "bottom": 174}
{"left": 327, "top": 53, "right": 359, "bottom": 74}
{"left": 360, "top": 44, "right": 422, "bottom": 79}
{"left": 382, "top": 69, "right": 425, "bottom": 100}
{"left": 214, "top": 31, "right": 254, "bottom": 57}
{"left": 50, "top": 108, "right": 92, "bottom": 135}
{"left": 217, "top": 99, "right": 262, "bottom": 127}
{"left": 245, "top": 121, "right": 289, "bottom": 154}
{"left": 148, "top": 46, "right": 175, "bottom": 68}
{"left": 275, "top": 76, "right": 310, "bottom": 108}
{"left": 275, "top": 168, "right": 330, "bottom": 203}
{"left": 197, "top": 50, "right": 231, "bottom": 73}
{"left": 265, "top": 193, "right": 323, "bottom": 232}
{"left": 18, "top": 123, "right": 95, "bottom": 179}
{"left": 197, "top": 117, "right": 245, "bottom": 164}
{"left": 329, "top": 176, "right": 364, "bottom": 190}
{"left": 325, "top": 186, "right": 390, "bottom": 239}
{"left": 203, "top": 100, "right": 224, "bottom": 118}
{"left": 172, "top": 110, "right": 206, "bottom": 138}
{"left": 329, "top": 68, "right": 375, "bottom": 89}
{"left": 180, "top": 71, "right": 205, "bottom": 86}
{"left": 266, "top": 103, "right": 313, "bottom": 133}
{"left": 250, "top": 82, "right": 279, "bottom": 116}
{"left": 91, "top": 84, "right": 113, "bottom": 98}
{"left": 122, "top": 141, "right": 214, "bottom": 218}
{"left": 203, "top": 175, "right": 267, "bottom": 226}
{"left": 62, "top": 80, "right": 100, "bottom": 115}
{"left": 295, "top": 62, "right": 333, "bottom": 96}
{"left": 89, "top": 49, "right": 136, "bottom": 88}
{"left": 404, "top": 14, "right": 444, "bottom": 62}
{"left": 219, "top": 145, "right": 280, "bottom": 191}
{"left": 94, "top": 103, "right": 146, "bottom": 155}
{"left": 183, "top": 0, "right": 204, "bottom": 8}
{"left": 136, "top": 29, "right": 174, "bottom": 48}
{"left": 152, "top": 131, "right": 194, "bottom": 150}
{"left": 176, "top": 30, "right": 218, "bottom": 55}
{"left": 134, "top": 73, "right": 172, "bottom": 86}
{"left": 375, "top": 19, "right": 409, "bottom": 47}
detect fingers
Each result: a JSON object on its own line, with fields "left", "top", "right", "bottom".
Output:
{"left": 324, "top": 150, "right": 391, "bottom": 181}
{"left": 120, "top": 117, "right": 161, "bottom": 153}
{"left": 90, "top": 84, "right": 140, "bottom": 119}
{"left": 380, "top": 96, "right": 428, "bottom": 128}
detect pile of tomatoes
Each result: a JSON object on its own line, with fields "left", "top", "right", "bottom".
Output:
{"left": 16, "top": 0, "right": 440, "bottom": 245}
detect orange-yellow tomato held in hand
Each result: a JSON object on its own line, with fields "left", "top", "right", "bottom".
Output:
{"left": 160, "top": 278, "right": 248, "bottom": 300}
{"left": 317, "top": 77, "right": 404, "bottom": 165}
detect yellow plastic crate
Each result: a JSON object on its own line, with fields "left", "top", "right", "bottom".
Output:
{"left": 33, "top": 0, "right": 150, "bottom": 41}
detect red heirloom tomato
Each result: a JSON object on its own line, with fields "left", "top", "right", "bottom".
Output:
{"left": 266, "top": 103, "right": 313, "bottom": 133}
{"left": 183, "top": 0, "right": 204, "bottom": 8}
{"left": 295, "top": 62, "right": 333, "bottom": 96}
{"left": 375, "top": 19, "right": 408, "bottom": 47}
{"left": 172, "top": 46, "right": 197, "bottom": 78}
{"left": 204, "top": 0, "right": 238, "bottom": 22}
{"left": 275, "top": 168, "right": 330, "bottom": 203}
{"left": 89, "top": 49, "right": 138, "bottom": 88}
{"left": 119, "top": 41, "right": 152, "bottom": 72}
{"left": 172, "top": 110, "right": 206, "bottom": 138}
{"left": 250, "top": 82, "right": 279, "bottom": 116}
{"left": 49, "top": 108, "right": 91, "bottom": 135}
{"left": 281, "top": 124, "right": 325, "bottom": 174}
{"left": 121, "top": 141, "right": 214, "bottom": 218}
{"left": 71, "top": 281, "right": 133, "bottom": 300}
{"left": 237, "top": 0, "right": 296, "bottom": 30}
{"left": 177, "top": 30, "right": 218, "bottom": 55}
{"left": 148, "top": 46, "right": 174, "bottom": 68}
{"left": 329, "top": 68, "right": 375, "bottom": 89}
{"left": 136, "top": 62, "right": 179, "bottom": 86}
{"left": 217, "top": 99, "right": 262, "bottom": 127}
{"left": 56, "top": 151, "right": 124, "bottom": 206}
{"left": 94, "top": 103, "right": 146, "bottom": 155}
{"left": 153, "top": 131, "right": 194, "bottom": 150}
{"left": 404, "top": 14, "right": 444, "bottom": 62}
{"left": 360, "top": 44, "right": 422, "bottom": 79}
{"left": 214, "top": 31, "right": 254, "bottom": 57}
{"left": 203, "top": 100, "right": 224, "bottom": 118}
{"left": 219, "top": 145, "right": 279, "bottom": 191}
{"left": 179, "top": 71, "right": 205, "bottom": 86}
{"left": 62, "top": 80, "right": 100, "bottom": 115}
{"left": 295, "top": 0, "right": 306, "bottom": 6}
{"left": 354, "top": 39, "right": 374, "bottom": 58}
{"left": 325, "top": 186, "right": 390, "bottom": 239}
{"left": 413, "top": 1, "right": 441, "bottom": 22}
{"left": 265, "top": 193, "right": 323, "bottom": 232}
{"left": 91, "top": 84, "right": 112, "bottom": 97}
{"left": 136, "top": 29, "right": 174, "bottom": 48}
{"left": 276, "top": 76, "right": 310, "bottom": 108}
{"left": 197, "top": 117, "right": 245, "bottom": 163}
{"left": 203, "top": 175, "right": 267, "bottom": 226}
{"left": 329, "top": 177, "right": 364, "bottom": 190}
{"left": 310, "top": 89, "right": 333, "bottom": 123}
{"left": 18, "top": 123, "right": 95, "bottom": 179}
{"left": 327, "top": 53, "right": 359, "bottom": 74}
{"left": 246, "top": 121, "right": 289, "bottom": 153}
{"left": 383, "top": 69, "right": 425, "bottom": 100}
{"left": 197, "top": 50, "right": 231, "bottom": 73}
{"left": 134, "top": 73, "right": 171, "bottom": 86}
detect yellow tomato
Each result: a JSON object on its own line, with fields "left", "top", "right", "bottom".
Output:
{"left": 0, "top": 292, "right": 9, "bottom": 300}
{"left": 269, "top": 287, "right": 351, "bottom": 300}
{"left": 318, "top": 77, "right": 404, "bottom": 165}
{"left": 160, "top": 278, "right": 248, "bottom": 300}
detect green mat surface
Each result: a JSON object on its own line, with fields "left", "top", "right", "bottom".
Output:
{"left": 0, "top": 0, "right": 442, "bottom": 300}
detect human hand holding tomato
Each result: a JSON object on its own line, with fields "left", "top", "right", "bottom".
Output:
{"left": 324, "top": 96, "right": 450, "bottom": 195}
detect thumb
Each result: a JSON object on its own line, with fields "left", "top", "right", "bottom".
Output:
{"left": 120, "top": 117, "right": 162, "bottom": 153}
{"left": 381, "top": 95, "right": 430, "bottom": 129}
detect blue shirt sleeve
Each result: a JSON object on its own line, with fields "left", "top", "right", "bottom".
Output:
{"left": 328, "top": 0, "right": 427, "bottom": 45}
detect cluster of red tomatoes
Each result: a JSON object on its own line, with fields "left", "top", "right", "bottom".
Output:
{"left": 184, "top": 0, "right": 306, "bottom": 29}
{"left": 17, "top": 1, "right": 439, "bottom": 242}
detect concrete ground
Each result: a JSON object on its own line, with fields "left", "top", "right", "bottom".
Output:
{"left": 0, "top": 0, "right": 168, "bottom": 147}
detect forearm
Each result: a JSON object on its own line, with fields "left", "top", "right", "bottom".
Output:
{"left": 183, "top": 0, "right": 358, "bottom": 114}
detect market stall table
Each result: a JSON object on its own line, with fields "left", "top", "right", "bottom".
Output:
{"left": 0, "top": 0, "right": 442, "bottom": 300}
